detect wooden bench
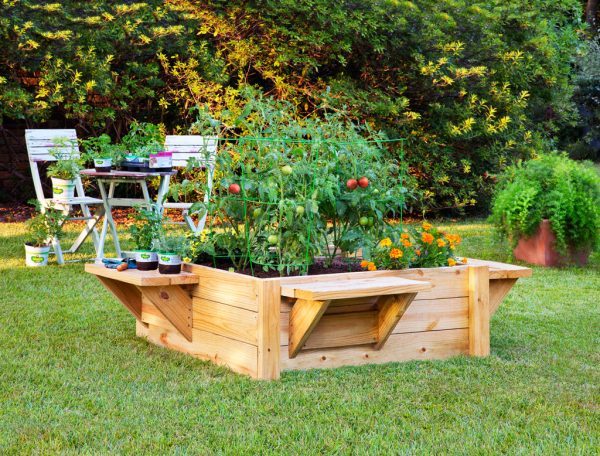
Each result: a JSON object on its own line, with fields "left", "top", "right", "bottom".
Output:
{"left": 281, "top": 277, "right": 431, "bottom": 358}
{"left": 85, "top": 264, "right": 198, "bottom": 342}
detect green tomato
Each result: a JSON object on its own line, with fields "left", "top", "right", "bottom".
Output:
{"left": 372, "top": 188, "right": 380, "bottom": 195}
{"left": 281, "top": 165, "right": 293, "bottom": 176}
{"left": 253, "top": 208, "right": 263, "bottom": 218}
{"left": 296, "top": 206, "right": 305, "bottom": 216}
{"left": 368, "top": 217, "right": 374, "bottom": 227}
{"left": 359, "top": 216, "right": 369, "bottom": 226}
{"left": 267, "top": 234, "right": 279, "bottom": 245}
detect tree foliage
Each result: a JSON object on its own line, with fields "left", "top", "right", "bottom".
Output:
{"left": 0, "top": 0, "right": 584, "bottom": 213}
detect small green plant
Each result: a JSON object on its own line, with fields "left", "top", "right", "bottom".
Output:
{"left": 46, "top": 138, "right": 83, "bottom": 180}
{"left": 489, "top": 153, "right": 600, "bottom": 252}
{"left": 122, "top": 122, "right": 164, "bottom": 158}
{"left": 128, "top": 204, "right": 164, "bottom": 251}
{"left": 26, "top": 202, "right": 66, "bottom": 247}
{"left": 81, "top": 134, "right": 125, "bottom": 163}
{"left": 154, "top": 233, "right": 189, "bottom": 256}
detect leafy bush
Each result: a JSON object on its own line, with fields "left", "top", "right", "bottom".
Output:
{"left": 46, "top": 138, "right": 83, "bottom": 180}
{"left": 489, "top": 153, "right": 600, "bottom": 252}
{"left": 128, "top": 204, "right": 164, "bottom": 251}
{"left": 26, "top": 202, "right": 66, "bottom": 247}
{"left": 0, "top": 0, "right": 584, "bottom": 213}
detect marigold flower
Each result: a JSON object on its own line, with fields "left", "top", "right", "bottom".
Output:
{"left": 400, "top": 233, "right": 410, "bottom": 240}
{"left": 367, "top": 262, "right": 377, "bottom": 271}
{"left": 389, "top": 248, "right": 403, "bottom": 259}
{"left": 448, "top": 258, "right": 457, "bottom": 266}
{"left": 422, "top": 222, "right": 432, "bottom": 231}
{"left": 445, "top": 233, "right": 461, "bottom": 245}
{"left": 402, "top": 239, "right": 412, "bottom": 248}
{"left": 379, "top": 238, "right": 392, "bottom": 248}
{"left": 437, "top": 238, "right": 446, "bottom": 248}
{"left": 421, "top": 232, "right": 434, "bottom": 244}
{"left": 360, "top": 260, "right": 369, "bottom": 268}
{"left": 415, "top": 249, "right": 421, "bottom": 256}
{"left": 461, "top": 257, "right": 468, "bottom": 264}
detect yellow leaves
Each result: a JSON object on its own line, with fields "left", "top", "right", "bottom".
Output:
{"left": 85, "top": 80, "right": 96, "bottom": 92}
{"left": 486, "top": 106, "right": 496, "bottom": 121}
{"left": 454, "top": 66, "right": 487, "bottom": 79}
{"left": 441, "top": 41, "right": 464, "bottom": 55}
{"left": 102, "top": 12, "right": 115, "bottom": 21}
{"left": 19, "top": 39, "right": 40, "bottom": 51}
{"left": 502, "top": 50, "right": 524, "bottom": 64}
{"left": 139, "top": 34, "right": 152, "bottom": 45}
{"left": 72, "top": 70, "right": 82, "bottom": 84}
{"left": 433, "top": 75, "right": 454, "bottom": 87}
{"left": 449, "top": 117, "right": 475, "bottom": 136}
{"left": 36, "top": 87, "right": 50, "bottom": 99}
{"left": 39, "top": 30, "right": 73, "bottom": 40}
{"left": 158, "top": 97, "right": 169, "bottom": 109}
{"left": 404, "top": 111, "right": 421, "bottom": 121}
{"left": 461, "top": 160, "right": 471, "bottom": 174}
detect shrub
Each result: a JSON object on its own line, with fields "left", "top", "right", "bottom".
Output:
{"left": 489, "top": 153, "right": 600, "bottom": 252}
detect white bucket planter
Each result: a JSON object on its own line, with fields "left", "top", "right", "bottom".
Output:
{"left": 94, "top": 158, "right": 112, "bottom": 172}
{"left": 25, "top": 244, "right": 50, "bottom": 267}
{"left": 158, "top": 252, "right": 182, "bottom": 274}
{"left": 51, "top": 178, "right": 75, "bottom": 201}
{"left": 135, "top": 250, "right": 158, "bottom": 271}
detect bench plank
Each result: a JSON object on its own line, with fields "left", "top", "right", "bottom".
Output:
{"left": 85, "top": 263, "right": 199, "bottom": 286}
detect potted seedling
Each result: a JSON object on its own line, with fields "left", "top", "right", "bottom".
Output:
{"left": 490, "top": 153, "right": 600, "bottom": 266}
{"left": 128, "top": 204, "right": 163, "bottom": 271}
{"left": 24, "top": 203, "right": 66, "bottom": 267}
{"left": 121, "top": 122, "right": 164, "bottom": 172}
{"left": 47, "top": 138, "right": 83, "bottom": 201}
{"left": 81, "top": 134, "right": 124, "bottom": 172}
{"left": 155, "top": 233, "right": 188, "bottom": 274}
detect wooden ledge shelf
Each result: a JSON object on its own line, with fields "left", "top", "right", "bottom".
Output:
{"left": 284, "top": 277, "right": 431, "bottom": 358}
{"left": 85, "top": 264, "right": 196, "bottom": 341}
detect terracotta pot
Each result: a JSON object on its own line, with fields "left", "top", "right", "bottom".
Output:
{"left": 513, "top": 219, "right": 590, "bottom": 267}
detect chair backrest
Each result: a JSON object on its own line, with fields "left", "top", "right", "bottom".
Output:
{"left": 25, "top": 129, "right": 80, "bottom": 162}
{"left": 164, "top": 135, "right": 218, "bottom": 168}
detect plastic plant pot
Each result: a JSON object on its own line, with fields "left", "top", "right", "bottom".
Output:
{"left": 94, "top": 158, "right": 112, "bottom": 172}
{"left": 158, "top": 252, "right": 182, "bottom": 274}
{"left": 24, "top": 244, "right": 50, "bottom": 267}
{"left": 51, "top": 178, "right": 75, "bottom": 201}
{"left": 135, "top": 250, "right": 159, "bottom": 271}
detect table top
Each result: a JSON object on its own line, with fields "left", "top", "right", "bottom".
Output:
{"left": 80, "top": 169, "right": 177, "bottom": 179}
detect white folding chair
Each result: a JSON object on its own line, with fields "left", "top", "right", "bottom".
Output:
{"left": 25, "top": 129, "right": 104, "bottom": 264}
{"left": 162, "top": 135, "right": 218, "bottom": 235}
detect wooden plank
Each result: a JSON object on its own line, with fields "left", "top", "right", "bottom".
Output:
{"left": 142, "top": 286, "right": 193, "bottom": 342}
{"left": 279, "top": 267, "right": 470, "bottom": 301}
{"left": 489, "top": 278, "right": 518, "bottom": 317}
{"left": 257, "top": 280, "right": 281, "bottom": 380}
{"left": 279, "top": 297, "right": 470, "bottom": 346}
{"left": 288, "top": 299, "right": 331, "bottom": 358}
{"left": 140, "top": 324, "right": 258, "bottom": 378}
{"left": 374, "top": 293, "right": 417, "bottom": 350}
{"left": 281, "top": 328, "right": 469, "bottom": 371}
{"left": 141, "top": 296, "right": 175, "bottom": 330}
{"left": 465, "top": 258, "right": 532, "bottom": 279}
{"left": 96, "top": 276, "right": 146, "bottom": 326}
{"left": 281, "top": 276, "right": 431, "bottom": 301}
{"left": 85, "top": 263, "right": 199, "bottom": 286}
{"left": 192, "top": 298, "right": 258, "bottom": 345}
{"left": 468, "top": 266, "right": 490, "bottom": 356}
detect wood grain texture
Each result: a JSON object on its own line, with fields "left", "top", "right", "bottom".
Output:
{"left": 142, "top": 286, "right": 193, "bottom": 342}
{"left": 281, "top": 328, "right": 469, "bottom": 371}
{"left": 86, "top": 263, "right": 198, "bottom": 286}
{"left": 281, "top": 276, "right": 431, "bottom": 300}
{"left": 96, "top": 276, "right": 146, "bottom": 325}
{"left": 192, "top": 298, "right": 258, "bottom": 345}
{"left": 489, "top": 278, "right": 518, "bottom": 316}
{"left": 374, "top": 293, "right": 417, "bottom": 350}
{"left": 468, "top": 266, "right": 490, "bottom": 356}
{"left": 288, "top": 299, "right": 331, "bottom": 358}
{"left": 257, "top": 280, "right": 281, "bottom": 380}
{"left": 465, "top": 258, "right": 532, "bottom": 279}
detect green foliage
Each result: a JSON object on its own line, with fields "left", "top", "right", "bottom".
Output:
{"left": 0, "top": 0, "right": 584, "bottom": 213}
{"left": 489, "top": 153, "right": 600, "bottom": 252}
{"left": 155, "top": 233, "right": 188, "bottom": 256}
{"left": 128, "top": 204, "right": 163, "bottom": 251}
{"left": 121, "top": 122, "right": 164, "bottom": 158}
{"left": 25, "top": 201, "right": 65, "bottom": 246}
{"left": 46, "top": 138, "right": 83, "bottom": 180}
{"left": 80, "top": 133, "right": 124, "bottom": 163}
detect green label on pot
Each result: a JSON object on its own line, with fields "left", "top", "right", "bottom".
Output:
{"left": 53, "top": 187, "right": 63, "bottom": 194}
{"left": 140, "top": 253, "right": 151, "bottom": 260}
{"left": 160, "top": 255, "right": 170, "bottom": 262}
{"left": 30, "top": 255, "right": 45, "bottom": 263}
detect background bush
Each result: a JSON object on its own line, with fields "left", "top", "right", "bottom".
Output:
{"left": 0, "top": 0, "right": 586, "bottom": 213}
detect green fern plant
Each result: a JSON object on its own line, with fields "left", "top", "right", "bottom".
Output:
{"left": 489, "top": 153, "right": 600, "bottom": 252}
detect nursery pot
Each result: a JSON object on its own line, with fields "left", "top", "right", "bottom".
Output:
{"left": 514, "top": 219, "right": 591, "bottom": 267}
{"left": 149, "top": 152, "right": 173, "bottom": 172}
{"left": 51, "top": 178, "right": 75, "bottom": 201}
{"left": 158, "top": 252, "right": 182, "bottom": 274}
{"left": 94, "top": 158, "right": 112, "bottom": 172}
{"left": 24, "top": 244, "right": 50, "bottom": 267}
{"left": 135, "top": 250, "right": 158, "bottom": 271}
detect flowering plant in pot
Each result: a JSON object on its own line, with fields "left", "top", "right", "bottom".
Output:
{"left": 489, "top": 153, "right": 600, "bottom": 266}
{"left": 154, "top": 233, "right": 189, "bottom": 274}
{"left": 47, "top": 139, "right": 83, "bottom": 201}
{"left": 24, "top": 203, "right": 66, "bottom": 267}
{"left": 128, "top": 204, "right": 163, "bottom": 271}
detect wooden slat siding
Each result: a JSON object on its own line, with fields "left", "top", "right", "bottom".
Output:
{"left": 280, "top": 328, "right": 469, "bottom": 371}
{"left": 184, "top": 264, "right": 260, "bottom": 312}
{"left": 465, "top": 258, "right": 532, "bottom": 279}
{"left": 141, "top": 324, "right": 259, "bottom": 378}
{"left": 164, "top": 135, "right": 218, "bottom": 167}
{"left": 25, "top": 129, "right": 79, "bottom": 161}
{"left": 142, "top": 286, "right": 193, "bottom": 342}
{"left": 468, "top": 266, "right": 490, "bottom": 356}
{"left": 257, "top": 280, "right": 281, "bottom": 380}
{"left": 281, "top": 276, "right": 431, "bottom": 301}
{"left": 279, "top": 297, "right": 469, "bottom": 346}
{"left": 489, "top": 278, "right": 518, "bottom": 317}
{"left": 192, "top": 297, "right": 258, "bottom": 345}
{"left": 278, "top": 266, "right": 468, "bottom": 302}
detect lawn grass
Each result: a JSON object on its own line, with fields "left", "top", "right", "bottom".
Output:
{"left": 0, "top": 220, "right": 598, "bottom": 454}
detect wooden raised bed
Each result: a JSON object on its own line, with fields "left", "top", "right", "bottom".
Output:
{"left": 85, "top": 259, "right": 531, "bottom": 380}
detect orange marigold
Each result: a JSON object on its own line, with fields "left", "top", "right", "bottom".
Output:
{"left": 402, "top": 239, "right": 412, "bottom": 248}
{"left": 360, "top": 260, "right": 369, "bottom": 268}
{"left": 379, "top": 238, "right": 392, "bottom": 248}
{"left": 445, "top": 233, "right": 461, "bottom": 245}
{"left": 421, "top": 232, "right": 434, "bottom": 244}
{"left": 389, "top": 248, "right": 403, "bottom": 259}
{"left": 437, "top": 238, "right": 446, "bottom": 248}
{"left": 448, "top": 258, "right": 457, "bottom": 266}
{"left": 422, "top": 221, "right": 432, "bottom": 231}
{"left": 367, "top": 262, "right": 377, "bottom": 271}
{"left": 400, "top": 233, "right": 410, "bottom": 240}
{"left": 415, "top": 249, "right": 421, "bottom": 256}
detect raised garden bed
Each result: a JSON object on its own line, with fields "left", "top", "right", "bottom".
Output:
{"left": 86, "top": 259, "right": 531, "bottom": 380}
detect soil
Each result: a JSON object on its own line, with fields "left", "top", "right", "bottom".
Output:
{"left": 195, "top": 257, "right": 363, "bottom": 278}
{"left": 159, "top": 263, "right": 182, "bottom": 274}
{"left": 137, "top": 261, "right": 158, "bottom": 271}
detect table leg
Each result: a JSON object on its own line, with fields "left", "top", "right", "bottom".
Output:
{"left": 156, "top": 175, "right": 171, "bottom": 214}
{"left": 98, "top": 180, "right": 121, "bottom": 258}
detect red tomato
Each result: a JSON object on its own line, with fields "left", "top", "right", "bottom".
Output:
{"left": 358, "top": 177, "right": 369, "bottom": 188}
{"left": 346, "top": 179, "right": 358, "bottom": 190}
{"left": 228, "top": 183, "right": 241, "bottom": 194}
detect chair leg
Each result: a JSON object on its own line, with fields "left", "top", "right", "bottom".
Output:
{"left": 51, "top": 236, "right": 64, "bottom": 265}
{"left": 69, "top": 205, "right": 104, "bottom": 254}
